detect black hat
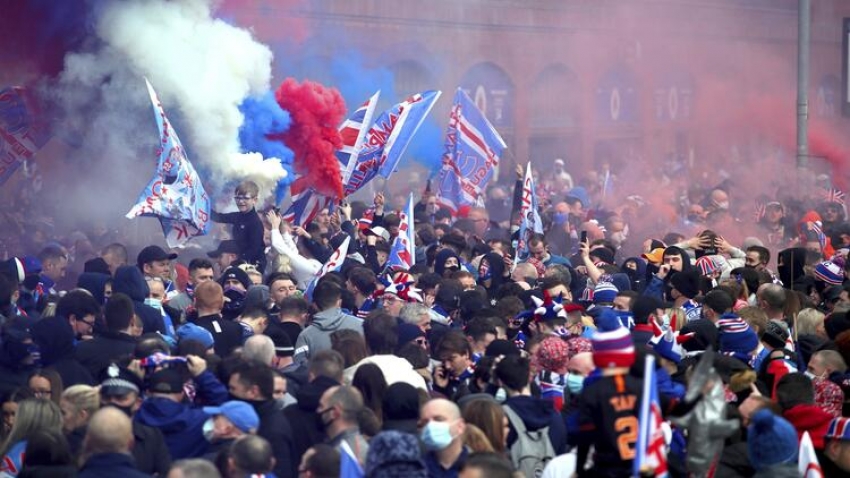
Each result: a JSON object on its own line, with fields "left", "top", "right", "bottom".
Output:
{"left": 99, "top": 363, "right": 143, "bottom": 397}
{"left": 148, "top": 368, "right": 185, "bottom": 394}
{"left": 219, "top": 266, "right": 251, "bottom": 290}
{"left": 670, "top": 270, "right": 701, "bottom": 299}
{"left": 137, "top": 245, "right": 178, "bottom": 269}
{"left": 762, "top": 320, "right": 790, "bottom": 350}
{"left": 266, "top": 327, "right": 294, "bottom": 357}
{"left": 207, "top": 240, "right": 240, "bottom": 258}
{"left": 485, "top": 339, "right": 520, "bottom": 358}
{"left": 84, "top": 257, "right": 111, "bottom": 275}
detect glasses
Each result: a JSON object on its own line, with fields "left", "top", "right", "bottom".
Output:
{"left": 31, "top": 389, "right": 51, "bottom": 398}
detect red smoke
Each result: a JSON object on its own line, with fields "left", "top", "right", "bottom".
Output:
{"left": 273, "top": 78, "right": 346, "bottom": 198}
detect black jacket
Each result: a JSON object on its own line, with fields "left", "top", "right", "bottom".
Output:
{"left": 190, "top": 314, "right": 242, "bottom": 358}
{"left": 211, "top": 209, "right": 267, "bottom": 272}
{"left": 74, "top": 331, "right": 136, "bottom": 379}
{"left": 131, "top": 421, "right": 172, "bottom": 476}
{"left": 112, "top": 266, "right": 164, "bottom": 335}
{"left": 284, "top": 376, "right": 338, "bottom": 463}
{"left": 252, "top": 399, "right": 296, "bottom": 478}
{"left": 78, "top": 452, "right": 150, "bottom": 478}
{"left": 31, "top": 316, "right": 94, "bottom": 387}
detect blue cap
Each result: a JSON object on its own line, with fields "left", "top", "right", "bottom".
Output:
{"left": 176, "top": 323, "right": 214, "bottom": 349}
{"left": 203, "top": 401, "right": 259, "bottom": 433}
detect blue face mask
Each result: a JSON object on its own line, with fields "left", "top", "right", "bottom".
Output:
{"left": 566, "top": 373, "right": 584, "bottom": 394}
{"left": 420, "top": 420, "right": 454, "bottom": 451}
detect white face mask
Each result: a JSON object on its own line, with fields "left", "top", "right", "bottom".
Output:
{"left": 495, "top": 388, "right": 507, "bottom": 403}
{"left": 202, "top": 418, "right": 215, "bottom": 442}
{"left": 144, "top": 297, "right": 162, "bottom": 311}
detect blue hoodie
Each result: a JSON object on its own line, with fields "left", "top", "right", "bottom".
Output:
{"left": 134, "top": 370, "right": 227, "bottom": 460}
{"left": 112, "top": 266, "right": 164, "bottom": 334}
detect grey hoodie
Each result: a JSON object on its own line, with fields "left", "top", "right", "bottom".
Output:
{"left": 294, "top": 308, "right": 363, "bottom": 363}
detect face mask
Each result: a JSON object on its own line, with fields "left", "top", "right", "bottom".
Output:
{"left": 715, "top": 201, "right": 730, "bottom": 210}
{"left": 420, "top": 420, "right": 454, "bottom": 451}
{"left": 317, "top": 408, "right": 334, "bottom": 428}
{"left": 202, "top": 418, "right": 215, "bottom": 442}
{"left": 659, "top": 314, "right": 671, "bottom": 328}
{"left": 445, "top": 264, "right": 460, "bottom": 274}
{"left": 144, "top": 298, "right": 162, "bottom": 311}
{"left": 223, "top": 286, "right": 246, "bottom": 311}
{"left": 804, "top": 370, "right": 824, "bottom": 380}
{"left": 275, "top": 397, "right": 287, "bottom": 411}
{"left": 553, "top": 212, "right": 568, "bottom": 225}
{"left": 566, "top": 373, "right": 584, "bottom": 394}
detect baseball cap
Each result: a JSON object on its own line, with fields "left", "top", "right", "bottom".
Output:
{"left": 207, "top": 240, "right": 241, "bottom": 258}
{"left": 147, "top": 368, "right": 185, "bottom": 394}
{"left": 642, "top": 248, "right": 665, "bottom": 265}
{"left": 137, "top": 245, "right": 178, "bottom": 268}
{"left": 203, "top": 401, "right": 260, "bottom": 433}
{"left": 366, "top": 226, "right": 390, "bottom": 242}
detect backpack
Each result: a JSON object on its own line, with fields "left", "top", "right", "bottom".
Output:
{"left": 503, "top": 403, "right": 556, "bottom": 478}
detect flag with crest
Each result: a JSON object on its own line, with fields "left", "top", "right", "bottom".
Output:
{"left": 303, "top": 236, "right": 351, "bottom": 301}
{"left": 126, "top": 79, "right": 211, "bottom": 247}
{"left": 436, "top": 88, "right": 506, "bottom": 213}
{"left": 635, "top": 353, "right": 669, "bottom": 477}
{"left": 384, "top": 194, "right": 416, "bottom": 271}
{"left": 514, "top": 162, "right": 543, "bottom": 265}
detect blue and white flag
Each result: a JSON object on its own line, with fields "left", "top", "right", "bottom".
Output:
{"left": 347, "top": 90, "right": 440, "bottom": 190}
{"left": 385, "top": 194, "right": 416, "bottom": 271}
{"left": 339, "top": 439, "right": 365, "bottom": 478}
{"left": 515, "top": 163, "right": 543, "bottom": 262}
{"left": 635, "top": 354, "right": 669, "bottom": 477}
{"left": 303, "top": 236, "right": 351, "bottom": 301}
{"left": 340, "top": 91, "right": 380, "bottom": 195}
{"left": 127, "top": 79, "right": 211, "bottom": 247}
{"left": 436, "top": 88, "right": 506, "bottom": 214}
{"left": 0, "top": 87, "right": 50, "bottom": 186}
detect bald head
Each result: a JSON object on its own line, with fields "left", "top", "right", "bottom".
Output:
{"left": 84, "top": 407, "right": 133, "bottom": 455}
{"left": 512, "top": 262, "right": 539, "bottom": 283}
{"left": 194, "top": 281, "right": 224, "bottom": 314}
{"left": 568, "top": 352, "right": 594, "bottom": 376}
{"left": 243, "top": 334, "right": 275, "bottom": 365}
{"left": 421, "top": 398, "right": 461, "bottom": 422}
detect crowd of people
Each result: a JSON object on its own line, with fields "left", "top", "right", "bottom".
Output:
{"left": 0, "top": 162, "right": 849, "bottom": 478}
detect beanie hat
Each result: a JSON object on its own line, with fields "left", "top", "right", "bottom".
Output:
{"left": 648, "top": 316, "right": 693, "bottom": 364}
{"left": 826, "top": 417, "right": 850, "bottom": 441}
{"left": 485, "top": 339, "right": 520, "bottom": 357}
{"left": 589, "top": 248, "right": 615, "bottom": 266}
{"left": 536, "top": 337, "right": 569, "bottom": 373}
{"left": 814, "top": 261, "right": 844, "bottom": 285}
{"left": 593, "top": 281, "right": 619, "bottom": 305}
{"left": 747, "top": 409, "right": 799, "bottom": 471}
{"left": 591, "top": 309, "right": 635, "bottom": 368}
{"left": 566, "top": 337, "right": 592, "bottom": 360}
{"left": 365, "top": 430, "right": 427, "bottom": 478}
{"left": 670, "top": 270, "right": 701, "bottom": 299}
{"left": 396, "top": 322, "right": 425, "bottom": 347}
{"left": 219, "top": 266, "right": 251, "bottom": 291}
{"left": 695, "top": 255, "right": 721, "bottom": 277}
{"left": 718, "top": 313, "right": 759, "bottom": 363}
{"left": 761, "top": 319, "right": 790, "bottom": 350}
{"left": 176, "top": 323, "right": 215, "bottom": 349}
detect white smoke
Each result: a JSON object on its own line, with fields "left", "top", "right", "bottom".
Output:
{"left": 55, "top": 0, "right": 286, "bottom": 207}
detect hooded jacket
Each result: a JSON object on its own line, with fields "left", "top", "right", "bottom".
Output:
{"left": 434, "top": 249, "right": 462, "bottom": 277}
{"left": 782, "top": 403, "right": 832, "bottom": 449}
{"left": 622, "top": 257, "right": 648, "bottom": 293}
{"left": 76, "top": 272, "right": 111, "bottom": 306}
{"left": 504, "top": 395, "right": 567, "bottom": 456}
{"left": 134, "top": 370, "right": 227, "bottom": 460}
{"left": 293, "top": 307, "right": 362, "bottom": 363}
{"left": 777, "top": 247, "right": 812, "bottom": 292}
{"left": 477, "top": 252, "right": 506, "bottom": 300}
{"left": 112, "top": 266, "right": 164, "bottom": 335}
{"left": 31, "top": 316, "right": 94, "bottom": 387}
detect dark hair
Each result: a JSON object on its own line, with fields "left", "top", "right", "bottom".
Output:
{"left": 702, "top": 289, "right": 734, "bottom": 315}
{"left": 231, "top": 360, "right": 274, "bottom": 400}
{"left": 465, "top": 317, "right": 497, "bottom": 342}
{"left": 37, "top": 245, "right": 67, "bottom": 264}
{"left": 494, "top": 355, "right": 531, "bottom": 392}
{"left": 351, "top": 364, "right": 387, "bottom": 422}
{"left": 135, "top": 333, "right": 170, "bottom": 359}
{"left": 188, "top": 258, "right": 214, "bottom": 273}
{"left": 461, "top": 452, "right": 515, "bottom": 478}
{"left": 230, "top": 435, "right": 273, "bottom": 474}
{"left": 362, "top": 312, "right": 398, "bottom": 355}
{"left": 746, "top": 246, "right": 770, "bottom": 265}
{"left": 266, "top": 272, "right": 296, "bottom": 288}
{"left": 347, "top": 268, "right": 377, "bottom": 296}
{"left": 305, "top": 444, "right": 341, "bottom": 478}
{"left": 104, "top": 293, "right": 134, "bottom": 331}
{"left": 55, "top": 290, "right": 101, "bottom": 322}
{"left": 330, "top": 331, "right": 368, "bottom": 369}
{"left": 312, "top": 281, "right": 342, "bottom": 310}
{"left": 397, "top": 343, "right": 430, "bottom": 369}
{"left": 0, "top": 274, "right": 15, "bottom": 311}
{"left": 775, "top": 373, "right": 814, "bottom": 410}
{"left": 277, "top": 296, "right": 308, "bottom": 318}
{"left": 436, "top": 331, "right": 471, "bottom": 359}
{"left": 22, "top": 429, "right": 73, "bottom": 468}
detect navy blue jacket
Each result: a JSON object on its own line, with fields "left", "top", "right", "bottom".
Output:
{"left": 112, "top": 266, "right": 164, "bottom": 335}
{"left": 504, "top": 395, "right": 568, "bottom": 455}
{"left": 211, "top": 209, "right": 267, "bottom": 272}
{"left": 78, "top": 453, "right": 150, "bottom": 478}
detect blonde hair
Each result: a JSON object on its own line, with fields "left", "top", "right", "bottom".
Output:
{"left": 665, "top": 308, "right": 687, "bottom": 332}
{"left": 61, "top": 385, "right": 100, "bottom": 419}
{"left": 796, "top": 308, "right": 825, "bottom": 336}
{"left": 463, "top": 423, "right": 495, "bottom": 453}
{"left": 0, "top": 399, "right": 62, "bottom": 459}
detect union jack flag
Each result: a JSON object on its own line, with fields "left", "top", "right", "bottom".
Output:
{"left": 634, "top": 354, "right": 668, "bottom": 477}
{"left": 821, "top": 187, "right": 846, "bottom": 205}
{"left": 384, "top": 194, "right": 415, "bottom": 270}
{"left": 283, "top": 92, "right": 380, "bottom": 226}
{"left": 753, "top": 201, "right": 766, "bottom": 222}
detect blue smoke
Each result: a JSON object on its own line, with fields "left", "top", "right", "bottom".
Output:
{"left": 237, "top": 91, "right": 295, "bottom": 203}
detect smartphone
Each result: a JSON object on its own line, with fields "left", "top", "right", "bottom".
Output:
{"left": 580, "top": 231, "right": 588, "bottom": 244}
